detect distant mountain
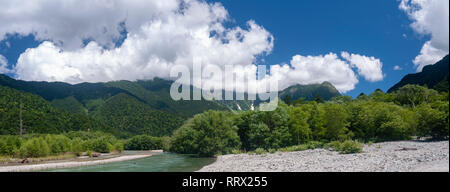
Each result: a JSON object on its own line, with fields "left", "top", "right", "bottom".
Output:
{"left": 0, "top": 86, "right": 111, "bottom": 135}
{"left": 279, "top": 81, "right": 341, "bottom": 101}
{"left": 1, "top": 74, "right": 343, "bottom": 137}
{"left": 388, "top": 55, "right": 449, "bottom": 93}
{"left": 0, "top": 75, "right": 225, "bottom": 137}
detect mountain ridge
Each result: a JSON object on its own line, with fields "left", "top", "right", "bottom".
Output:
{"left": 388, "top": 55, "right": 449, "bottom": 93}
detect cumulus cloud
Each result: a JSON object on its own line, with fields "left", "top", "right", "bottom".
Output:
{"left": 341, "top": 52, "right": 384, "bottom": 82}
{"left": 2, "top": 0, "right": 384, "bottom": 93}
{"left": 0, "top": 0, "right": 180, "bottom": 50}
{"left": 399, "top": 0, "right": 449, "bottom": 71}
{"left": 0, "top": 54, "right": 11, "bottom": 73}
{"left": 13, "top": 1, "right": 274, "bottom": 85}
{"left": 269, "top": 53, "right": 359, "bottom": 93}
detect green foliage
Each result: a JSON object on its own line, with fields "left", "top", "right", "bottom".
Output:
{"left": 329, "top": 140, "right": 363, "bottom": 154}
{"left": 247, "top": 102, "right": 291, "bottom": 150}
{"left": 92, "top": 93, "right": 183, "bottom": 138}
{"left": 124, "top": 135, "right": 164, "bottom": 150}
{"left": 394, "top": 84, "right": 438, "bottom": 107}
{"left": 50, "top": 96, "right": 86, "bottom": 114}
{"left": 415, "top": 102, "right": 449, "bottom": 140}
{"left": 323, "top": 103, "right": 352, "bottom": 141}
{"left": 45, "top": 135, "right": 71, "bottom": 155}
{"left": 254, "top": 148, "right": 266, "bottom": 155}
{"left": 0, "top": 86, "right": 111, "bottom": 135}
{"left": 0, "top": 131, "right": 123, "bottom": 158}
{"left": 349, "top": 101, "right": 416, "bottom": 141}
{"left": 288, "top": 106, "right": 311, "bottom": 145}
{"left": 19, "top": 138, "right": 50, "bottom": 158}
{"left": 278, "top": 141, "right": 325, "bottom": 152}
{"left": 170, "top": 110, "right": 241, "bottom": 157}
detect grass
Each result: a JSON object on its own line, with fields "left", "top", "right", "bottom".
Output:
{"left": 328, "top": 140, "right": 363, "bottom": 154}
{"left": 243, "top": 140, "right": 364, "bottom": 155}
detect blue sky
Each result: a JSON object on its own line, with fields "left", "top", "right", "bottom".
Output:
{"left": 208, "top": 0, "right": 429, "bottom": 97}
{"left": 0, "top": 0, "right": 448, "bottom": 97}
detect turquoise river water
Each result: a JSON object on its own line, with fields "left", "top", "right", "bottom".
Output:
{"left": 45, "top": 152, "right": 215, "bottom": 172}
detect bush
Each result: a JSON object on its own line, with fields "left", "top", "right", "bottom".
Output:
{"left": 349, "top": 101, "right": 416, "bottom": 141}
{"left": 171, "top": 111, "right": 241, "bottom": 157}
{"left": 268, "top": 148, "right": 276, "bottom": 154}
{"left": 86, "top": 150, "right": 92, "bottom": 157}
{"left": 0, "top": 136, "right": 22, "bottom": 156}
{"left": 254, "top": 148, "right": 266, "bottom": 155}
{"left": 113, "top": 141, "right": 124, "bottom": 152}
{"left": 92, "top": 137, "right": 113, "bottom": 153}
{"left": 124, "top": 135, "right": 163, "bottom": 150}
{"left": 19, "top": 138, "right": 50, "bottom": 158}
{"left": 231, "top": 149, "right": 241, "bottom": 154}
{"left": 415, "top": 102, "right": 449, "bottom": 140}
{"left": 70, "top": 138, "right": 83, "bottom": 156}
{"left": 329, "top": 140, "right": 363, "bottom": 154}
{"left": 46, "top": 135, "right": 71, "bottom": 155}
{"left": 247, "top": 102, "right": 291, "bottom": 150}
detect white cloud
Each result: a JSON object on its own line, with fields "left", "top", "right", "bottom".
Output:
{"left": 269, "top": 53, "right": 359, "bottom": 93}
{"left": 0, "top": 0, "right": 180, "bottom": 50}
{"left": 393, "top": 65, "right": 402, "bottom": 71}
{"left": 399, "top": 0, "right": 449, "bottom": 71}
{"left": 13, "top": 1, "right": 274, "bottom": 85}
{"left": 0, "top": 54, "right": 11, "bottom": 73}
{"left": 341, "top": 52, "right": 384, "bottom": 82}
{"left": 412, "top": 41, "right": 448, "bottom": 71}
{"left": 2, "top": 0, "right": 384, "bottom": 94}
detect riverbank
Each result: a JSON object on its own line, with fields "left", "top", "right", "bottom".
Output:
{"left": 198, "top": 140, "right": 449, "bottom": 172}
{"left": 0, "top": 151, "right": 162, "bottom": 172}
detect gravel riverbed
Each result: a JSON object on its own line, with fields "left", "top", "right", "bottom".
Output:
{"left": 198, "top": 141, "right": 449, "bottom": 172}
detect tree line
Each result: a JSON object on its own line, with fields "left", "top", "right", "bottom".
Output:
{"left": 0, "top": 131, "right": 123, "bottom": 158}
{"left": 169, "top": 84, "right": 449, "bottom": 157}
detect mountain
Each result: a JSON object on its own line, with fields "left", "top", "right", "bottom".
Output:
{"left": 279, "top": 81, "right": 341, "bottom": 101}
{"left": 388, "top": 55, "right": 449, "bottom": 93}
{"left": 1, "top": 74, "right": 343, "bottom": 137}
{"left": 90, "top": 93, "right": 184, "bottom": 138}
{"left": 0, "top": 85, "right": 111, "bottom": 135}
{"left": 0, "top": 75, "right": 226, "bottom": 137}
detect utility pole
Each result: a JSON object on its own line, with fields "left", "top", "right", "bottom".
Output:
{"left": 19, "top": 102, "right": 23, "bottom": 137}
{"left": 86, "top": 109, "right": 90, "bottom": 133}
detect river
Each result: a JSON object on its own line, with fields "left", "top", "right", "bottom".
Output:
{"left": 45, "top": 152, "right": 215, "bottom": 172}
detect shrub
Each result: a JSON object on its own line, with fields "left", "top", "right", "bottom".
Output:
{"left": 70, "top": 138, "right": 83, "bottom": 156}
{"left": 329, "top": 140, "right": 363, "bottom": 154}
{"left": 124, "top": 135, "right": 163, "bottom": 150}
{"left": 46, "top": 135, "right": 71, "bottom": 155}
{"left": 86, "top": 150, "right": 92, "bottom": 157}
{"left": 113, "top": 141, "right": 124, "bottom": 152}
{"left": 268, "top": 148, "right": 276, "bottom": 154}
{"left": 19, "top": 138, "right": 50, "bottom": 158}
{"left": 254, "top": 148, "right": 266, "bottom": 155}
{"left": 171, "top": 111, "right": 241, "bottom": 157}
{"left": 415, "top": 102, "right": 449, "bottom": 140}
{"left": 231, "top": 149, "right": 241, "bottom": 154}
{"left": 92, "top": 137, "right": 111, "bottom": 153}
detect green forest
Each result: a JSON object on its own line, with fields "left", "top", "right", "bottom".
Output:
{"left": 170, "top": 85, "right": 449, "bottom": 157}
